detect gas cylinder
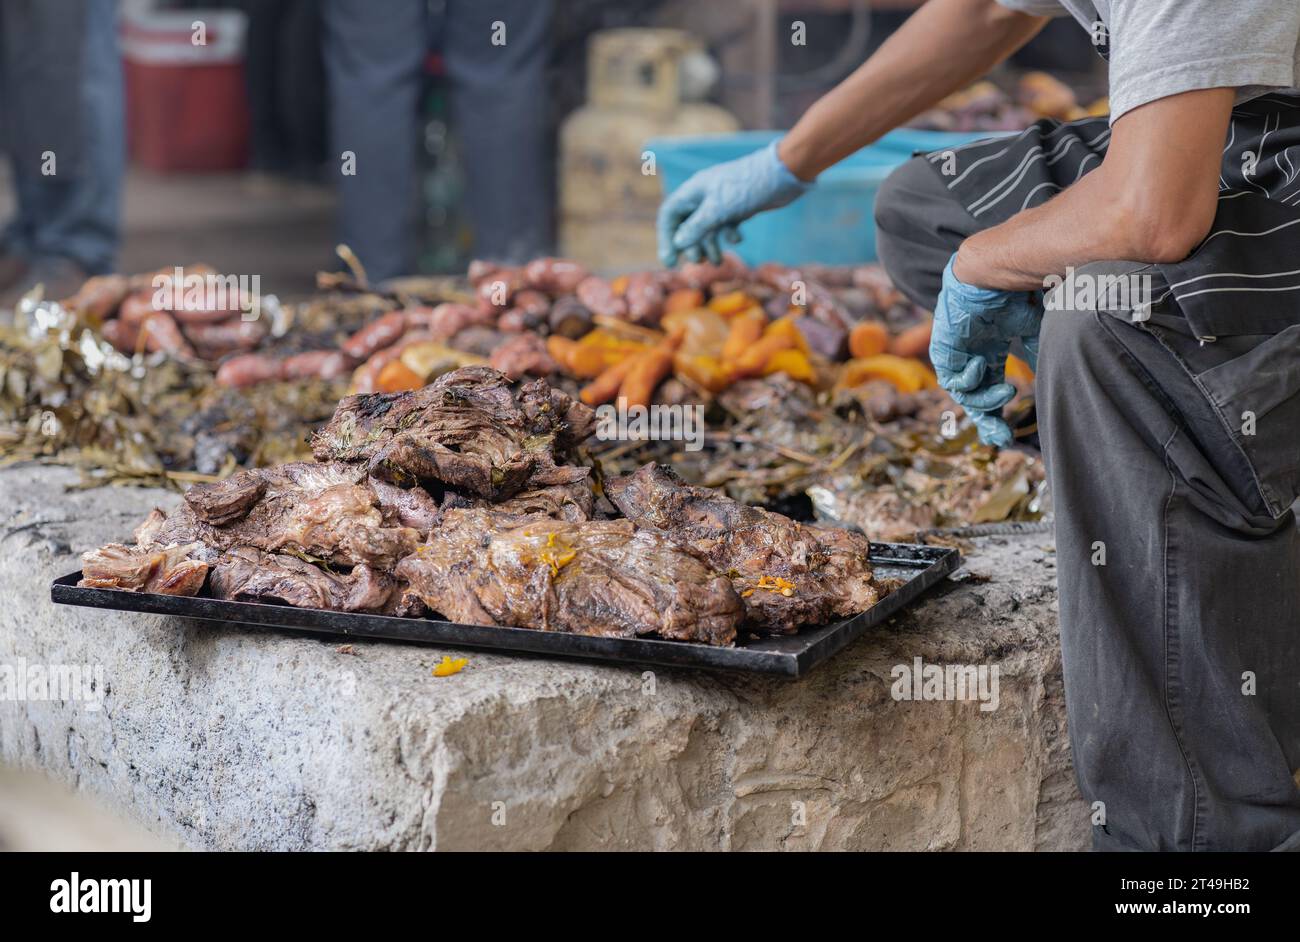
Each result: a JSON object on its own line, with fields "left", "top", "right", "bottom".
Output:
{"left": 559, "top": 29, "right": 739, "bottom": 271}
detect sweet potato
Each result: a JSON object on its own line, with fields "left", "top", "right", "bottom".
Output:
{"left": 888, "top": 319, "right": 933, "bottom": 359}
{"left": 762, "top": 348, "right": 815, "bottom": 383}
{"left": 673, "top": 353, "right": 730, "bottom": 394}
{"left": 1005, "top": 352, "right": 1035, "bottom": 384}
{"left": 708, "top": 290, "right": 757, "bottom": 317}
{"left": 720, "top": 308, "right": 767, "bottom": 363}
{"left": 664, "top": 288, "right": 705, "bottom": 315}
{"left": 838, "top": 354, "right": 938, "bottom": 393}
{"left": 376, "top": 359, "right": 425, "bottom": 393}
{"left": 848, "top": 321, "right": 889, "bottom": 359}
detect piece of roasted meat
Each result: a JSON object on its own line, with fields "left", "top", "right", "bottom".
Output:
{"left": 79, "top": 541, "right": 209, "bottom": 596}
{"left": 152, "top": 461, "right": 421, "bottom": 569}
{"left": 209, "top": 546, "right": 422, "bottom": 616}
{"left": 605, "top": 463, "right": 880, "bottom": 634}
{"left": 395, "top": 507, "right": 742, "bottom": 646}
{"left": 311, "top": 366, "right": 595, "bottom": 498}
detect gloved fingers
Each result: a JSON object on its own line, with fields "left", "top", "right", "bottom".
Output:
{"left": 967, "top": 409, "right": 1014, "bottom": 448}
{"left": 656, "top": 187, "right": 701, "bottom": 268}
{"left": 722, "top": 224, "right": 743, "bottom": 244}
{"left": 1021, "top": 333, "right": 1040, "bottom": 374}
{"left": 671, "top": 199, "right": 726, "bottom": 256}
{"left": 935, "top": 353, "right": 986, "bottom": 393}
{"left": 682, "top": 244, "right": 704, "bottom": 264}
{"left": 949, "top": 381, "right": 1016, "bottom": 413}
{"left": 700, "top": 230, "right": 723, "bottom": 265}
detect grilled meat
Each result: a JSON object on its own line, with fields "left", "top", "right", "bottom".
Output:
{"left": 154, "top": 461, "right": 420, "bottom": 569}
{"left": 79, "top": 539, "right": 208, "bottom": 595}
{"left": 605, "top": 463, "right": 879, "bottom": 634}
{"left": 209, "top": 546, "right": 421, "bottom": 615}
{"left": 395, "top": 508, "right": 742, "bottom": 645}
{"left": 311, "top": 366, "right": 595, "bottom": 498}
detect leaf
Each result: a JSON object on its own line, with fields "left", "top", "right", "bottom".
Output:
{"left": 432, "top": 655, "right": 468, "bottom": 677}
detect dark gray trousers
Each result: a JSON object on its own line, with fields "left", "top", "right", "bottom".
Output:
{"left": 875, "top": 156, "right": 1300, "bottom": 851}
{"left": 321, "top": 0, "right": 552, "bottom": 281}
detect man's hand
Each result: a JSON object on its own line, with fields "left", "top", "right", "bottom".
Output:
{"left": 931, "top": 256, "right": 1042, "bottom": 447}
{"left": 656, "top": 142, "right": 811, "bottom": 267}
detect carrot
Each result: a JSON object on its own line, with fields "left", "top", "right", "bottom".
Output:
{"left": 848, "top": 321, "right": 889, "bottom": 359}
{"left": 721, "top": 308, "right": 767, "bottom": 363}
{"left": 731, "top": 332, "right": 795, "bottom": 378}
{"left": 888, "top": 319, "right": 933, "bottom": 359}
{"left": 581, "top": 354, "right": 641, "bottom": 405}
{"left": 664, "top": 288, "right": 705, "bottom": 314}
{"left": 618, "top": 348, "right": 675, "bottom": 408}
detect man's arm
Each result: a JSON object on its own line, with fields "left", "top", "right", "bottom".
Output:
{"left": 953, "top": 87, "right": 1236, "bottom": 290}
{"left": 778, "top": 0, "right": 1049, "bottom": 181}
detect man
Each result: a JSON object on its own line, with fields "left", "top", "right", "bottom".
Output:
{"left": 0, "top": 0, "right": 124, "bottom": 302}
{"left": 321, "top": 0, "right": 552, "bottom": 283}
{"left": 659, "top": 0, "right": 1300, "bottom": 852}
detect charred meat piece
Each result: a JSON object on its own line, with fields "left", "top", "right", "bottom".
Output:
{"left": 605, "top": 463, "right": 879, "bottom": 634}
{"left": 311, "top": 366, "right": 594, "bottom": 498}
{"left": 154, "top": 462, "right": 420, "bottom": 569}
{"left": 79, "top": 541, "right": 209, "bottom": 595}
{"left": 369, "top": 478, "right": 442, "bottom": 535}
{"left": 474, "top": 476, "right": 593, "bottom": 522}
{"left": 396, "top": 508, "right": 741, "bottom": 645}
{"left": 209, "top": 546, "right": 422, "bottom": 615}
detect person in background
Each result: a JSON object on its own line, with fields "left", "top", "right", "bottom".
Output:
{"left": 0, "top": 0, "right": 125, "bottom": 303}
{"left": 659, "top": 0, "right": 1300, "bottom": 851}
{"left": 321, "top": 0, "right": 553, "bottom": 284}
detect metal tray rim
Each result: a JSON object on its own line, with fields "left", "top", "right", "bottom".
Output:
{"left": 50, "top": 542, "right": 960, "bottom": 678}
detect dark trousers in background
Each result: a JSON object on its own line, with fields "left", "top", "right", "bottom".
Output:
{"left": 0, "top": 0, "right": 124, "bottom": 274}
{"left": 874, "top": 151, "right": 1300, "bottom": 851}
{"left": 321, "top": 0, "right": 553, "bottom": 282}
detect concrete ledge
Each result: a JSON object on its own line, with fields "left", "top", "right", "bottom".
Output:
{"left": 0, "top": 465, "right": 1087, "bottom": 850}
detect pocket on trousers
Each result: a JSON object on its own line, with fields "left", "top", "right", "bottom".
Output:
{"left": 1195, "top": 323, "right": 1300, "bottom": 517}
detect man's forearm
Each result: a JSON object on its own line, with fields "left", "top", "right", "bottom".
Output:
{"left": 953, "top": 88, "right": 1236, "bottom": 290}
{"left": 778, "top": 0, "right": 1048, "bottom": 181}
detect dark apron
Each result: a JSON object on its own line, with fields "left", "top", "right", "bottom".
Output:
{"left": 928, "top": 93, "right": 1300, "bottom": 516}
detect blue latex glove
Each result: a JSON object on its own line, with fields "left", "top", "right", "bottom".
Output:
{"left": 657, "top": 141, "right": 812, "bottom": 267}
{"left": 930, "top": 256, "right": 1043, "bottom": 448}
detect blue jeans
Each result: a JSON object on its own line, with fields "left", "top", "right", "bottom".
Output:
{"left": 2, "top": 0, "right": 124, "bottom": 273}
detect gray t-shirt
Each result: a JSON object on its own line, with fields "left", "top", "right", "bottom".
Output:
{"left": 997, "top": 0, "right": 1300, "bottom": 121}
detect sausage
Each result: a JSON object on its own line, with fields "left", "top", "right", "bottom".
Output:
{"left": 523, "top": 257, "right": 590, "bottom": 295}
{"left": 216, "top": 354, "right": 285, "bottom": 388}
{"left": 182, "top": 318, "right": 268, "bottom": 358}
{"left": 575, "top": 275, "right": 628, "bottom": 319}
{"left": 61, "top": 274, "right": 130, "bottom": 320}
{"left": 118, "top": 291, "right": 159, "bottom": 327}
{"left": 99, "top": 317, "right": 138, "bottom": 354}
{"left": 351, "top": 330, "right": 435, "bottom": 393}
{"left": 141, "top": 311, "right": 196, "bottom": 359}
{"left": 281, "top": 349, "right": 357, "bottom": 381}
{"left": 341, "top": 310, "right": 407, "bottom": 360}
{"left": 489, "top": 333, "right": 559, "bottom": 380}
{"left": 623, "top": 272, "right": 665, "bottom": 326}
{"left": 404, "top": 302, "right": 490, "bottom": 340}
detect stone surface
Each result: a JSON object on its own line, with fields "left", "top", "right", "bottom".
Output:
{"left": 0, "top": 464, "right": 1088, "bottom": 850}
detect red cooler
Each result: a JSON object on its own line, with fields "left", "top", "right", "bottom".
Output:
{"left": 122, "top": 10, "right": 250, "bottom": 172}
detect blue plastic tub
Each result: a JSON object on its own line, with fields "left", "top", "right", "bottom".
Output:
{"left": 649, "top": 128, "right": 1004, "bottom": 266}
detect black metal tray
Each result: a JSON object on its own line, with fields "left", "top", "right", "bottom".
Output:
{"left": 51, "top": 542, "right": 958, "bottom": 678}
